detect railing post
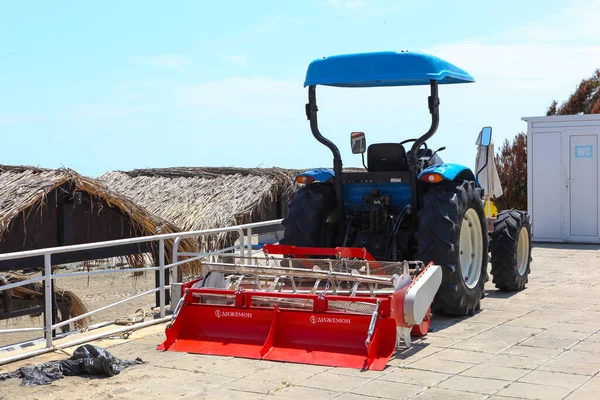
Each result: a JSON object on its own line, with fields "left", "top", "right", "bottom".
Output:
{"left": 238, "top": 229, "right": 245, "bottom": 260}
{"left": 159, "top": 239, "right": 166, "bottom": 318}
{"left": 247, "top": 227, "right": 252, "bottom": 258}
{"left": 172, "top": 237, "right": 180, "bottom": 285}
{"left": 44, "top": 254, "right": 53, "bottom": 348}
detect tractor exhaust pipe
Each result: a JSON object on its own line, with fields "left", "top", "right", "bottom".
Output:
{"left": 306, "top": 85, "right": 346, "bottom": 243}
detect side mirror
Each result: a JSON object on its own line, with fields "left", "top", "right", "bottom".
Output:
{"left": 480, "top": 126, "right": 492, "bottom": 147}
{"left": 351, "top": 132, "right": 366, "bottom": 154}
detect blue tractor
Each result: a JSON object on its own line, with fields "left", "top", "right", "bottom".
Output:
{"left": 279, "top": 51, "right": 532, "bottom": 316}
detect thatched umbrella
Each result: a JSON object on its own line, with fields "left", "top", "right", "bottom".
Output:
{"left": 0, "top": 165, "right": 203, "bottom": 326}
{"left": 99, "top": 167, "right": 300, "bottom": 250}
{"left": 0, "top": 165, "right": 200, "bottom": 270}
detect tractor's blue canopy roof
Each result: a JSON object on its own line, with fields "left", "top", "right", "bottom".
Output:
{"left": 304, "top": 51, "right": 474, "bottom": 88}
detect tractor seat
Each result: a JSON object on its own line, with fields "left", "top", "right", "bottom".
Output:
{"left": 367, "top": 143, "right": 409, "bottom": 172}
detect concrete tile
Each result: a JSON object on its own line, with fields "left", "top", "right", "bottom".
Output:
{"left": 270, "top": 385, "right": 338, "bottom": 399}
{"left": 412, "top": 335, "right": 462, "bottom": 348}
{"left": 485, "top": 397, "right": 531, "bottom": 400}
{"left": 429, "top": 316, "right": 471, "bottom": 331}
{"left": 296, "top": 371, "right": 372, "bottom": 392}
{"left": 410, "top": 387, "right": 486, "bottom": 399}
{"left": 155, "top": 353, "right": 225, "bottom": 373}
{"left": 519, "top": 334, "right": 580, "bottom": 350}
{"left": 188, "top": 388, "right": 267, "bottom": 400}
{"left": 380, "top": 367, "right": 451, "bottom": 386}
{"left": 567, "top": 376, "right": 600, "bottom": 400}
{"left": 387, "top": 344, "right": 443, "bottom": 366}
{"left": 333, "top": 394, "right": 384, "bottom": 400}
{"left": 484, "top": 354, "right": 543, "bottom": 370}
{"left": 500, "top": 344, "right": 563, "bottom": 360}
{"left": 544, "top": 300, "right": 591, "bottom": 311}
{"left": 431, "top": 322, "right": 490, "bottom": 339}
{"left": 484, "top": 324, "right": 544, "bottom": 340}
{"left": 227, "top": 377, "right": 299, "bottom": 395}
{"left": 328, "top": 367, "right": 392, "bottom": 380}
{"left": 109, "top": 338, "right": 185, "bottom": 364}
{"left": 518, "top": 370, "right": 589, "bottom": 390}
{"left": 406, "top": 357, "right": 475, "bottom": 374}
{"left": 158, "top": 369, "right": 235, "bottom": 390}
{"left": 437, "top": 375, "right": 509, "bottom": 395}
{"left": 545, "top": 322, "right": 599, "bottom": 335}
{"left": 226, "top": 364, "right": 326, "bottom": 395}
{"left": 451, "top": 337, "right": 512, "bottom": 353}
{"left": 496, "top": 381, "right": 572, "bottom": 400}
{"left": 565, "top": 388, "right": 599, "bottom": 400}
{"left": 466, "top": 309, "right": 529, "bottom": 325}
{"left": 502, "top": 298, "right": 554, "bottom": 310}
{"left": 538, "top": 350, "right": 600, "bottom": 375}
{"left": 197, "top": 357, "right": 278, "bottom": 378}
{"left": 471, "top": 329, "right": 536, "bottom": 346}
{"left": 128, "top": 383, "right": 197, "bottom": 398}
{"left": 504, "top": 313, "right": 561, "bottom": 330}
{"left": 583, "top": 333, "right": 600, "bottom": 343}
{"left": 572, "top": 340, "right": 600, "bottom": 353}
{"left": 460, "top": 363, "right": 530, "bottom": 381}
{"left": 432, "top": 348, "right": 492, "bottom": 364}
{"left": 350, "top": 380, "right": 424, "bottom": 399}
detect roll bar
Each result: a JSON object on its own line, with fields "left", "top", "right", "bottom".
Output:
{"left": 305, "top": 80, "right": 441, "bottom": 241}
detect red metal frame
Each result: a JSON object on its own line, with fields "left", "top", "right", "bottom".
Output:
{"left": 158, "top": 287, "right": 405, "bottom": 370}
{"left": 263, "top": 244, "right": 376, "bottom": 260}
{"left": 262, "top": 244, "right": 386, "bottom": 271}
{"left": 159, "top": 246, "right": 438, "bottom": 370}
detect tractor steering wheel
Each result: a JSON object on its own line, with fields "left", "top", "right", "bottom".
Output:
{"left": 400, "top": 139, "right": 428, "bottom": 158}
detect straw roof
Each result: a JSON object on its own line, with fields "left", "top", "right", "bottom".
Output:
{"left": 99, "top": 167, "right": 299, "bottom": 248}
{"left": 0, "top": 165, "right": 200, "bottom": 274}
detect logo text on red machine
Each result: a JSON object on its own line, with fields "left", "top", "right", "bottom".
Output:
{"left": 310, "top": 315, "right": 351, "bottom": 324}
{"left": 214, "top": 309, "right": 252, "bottom": 319}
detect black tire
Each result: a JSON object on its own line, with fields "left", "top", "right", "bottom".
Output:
{"left": 279, "top": 183, "right": 336, "bottom": 247}
{"left": 490, "top": 210, "right": 532, "bottom": 291}
{"left": 415, "top": 180, "right": 488, "bottom": 316}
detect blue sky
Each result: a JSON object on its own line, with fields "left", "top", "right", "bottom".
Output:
{"left": 1, "top": 0, "right": 599, "bottom": 177}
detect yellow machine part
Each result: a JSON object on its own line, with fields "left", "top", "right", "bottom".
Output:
{"left": 484, "top": 199, "right": 498, "bottom": 218}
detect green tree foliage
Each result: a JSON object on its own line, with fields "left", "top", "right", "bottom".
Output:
{"left": 547, "top": 69, "right": 600, "bottom": 115}
{"left": 494, "top": 132, "right": 527, "bottom": 211}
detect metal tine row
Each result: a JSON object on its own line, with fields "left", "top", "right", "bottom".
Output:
{"left": 188, "top": 257, "right": 422, "bottom": 314}
{"left": 203, "top": 261, "right": 397, "bottom": 285}
{"left": 199, "top": 257, "right": 419, "bottom": 298}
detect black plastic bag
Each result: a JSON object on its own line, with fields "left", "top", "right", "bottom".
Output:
{"left": 0, "top": 344, "right": 143, "bottom": 386}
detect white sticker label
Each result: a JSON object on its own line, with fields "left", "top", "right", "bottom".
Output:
{"left": 310, "top": 315, "right": 351, "bottom": 324}
{"left": 215, "top": 309, "right": 252, "bottom": 319}
{"left": 390, "top": 178, "right": 402, "bottom": 182}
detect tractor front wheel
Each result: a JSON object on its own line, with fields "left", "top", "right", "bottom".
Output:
{"left": 490, "top": 210, "right": 532, "bottom": 291}
{"left": 416, "top": 180, "right": 488, "bottom": 316}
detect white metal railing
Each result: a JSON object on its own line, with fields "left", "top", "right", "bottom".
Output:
{"left": 0, "top": 219, "right": 283, "bottom": 364}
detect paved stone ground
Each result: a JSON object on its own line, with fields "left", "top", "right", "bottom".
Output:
{"left": 2, "top": 244, "right": 600, "bottom": 399}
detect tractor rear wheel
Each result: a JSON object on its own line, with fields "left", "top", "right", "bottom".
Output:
{"left": 279, "top": 183, "right": 337, "bottom": 248}
{"left": 416, "top": 180, "right": 488, "bottom": 316}
{"left": 490, "top": 210, "right": 532, "bottom": 291}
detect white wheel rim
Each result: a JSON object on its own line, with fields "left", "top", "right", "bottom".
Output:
{"left": 459, "top": 208, "right": 484, "bottom": 289}
{"left": 517, "top": 227, "right": 530, "bottom": 276}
